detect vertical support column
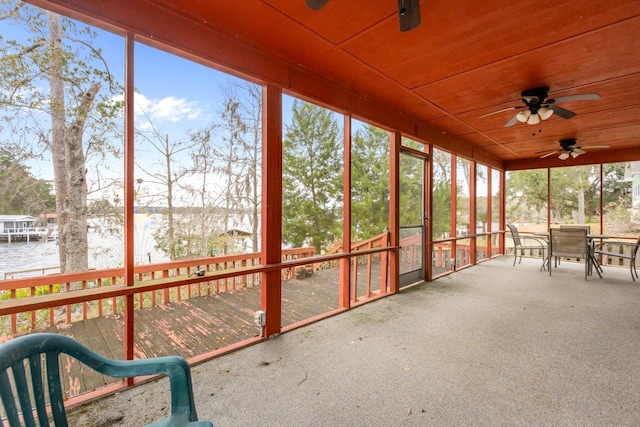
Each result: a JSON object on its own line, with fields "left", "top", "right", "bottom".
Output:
{"left": 499, "top": 169, "right": 506, "bottom": 254}
{"left": 599, "top": 164, "right": 604, "bottom": 234}
{"left": 450, "top": 155, "right": 458, "bottom": 270}
{"left": 123, "top": 34, "right": 135, "bottom": 368}
{"left": 261, "top": 85, "right": 282, "bottom": 337}
{"left": 340, "top": 115, "right": 352, "bottom": 308}
{"left": 486, "top": 167, "right": 493, "bottom": 257}
{"left": 388, "top": 131, "right": 400, "bottom": 294}
{"left": 469, "top": 161, "right": 477, "bottom": 264}
{"left": 425, "top": 146, "right": 433, "bottom": 281}
{"left": 546, "top": 168, "right": 552, "bottom": 229}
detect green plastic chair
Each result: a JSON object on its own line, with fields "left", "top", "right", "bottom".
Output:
{"left": 0, "top": 333, "right": 213, "bottom": 427}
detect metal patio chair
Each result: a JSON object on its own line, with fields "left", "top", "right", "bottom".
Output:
{"left": 594, "top": 235, "right": 640, "bottom": 281}
{"left": 549, "top": 228, "right": 589, "bottom": 280}
{"left": 0, "top": 333, "right": 212, "bottom": 427}
{"left": 507, "top": 224, "right": 547, "bottom": 270}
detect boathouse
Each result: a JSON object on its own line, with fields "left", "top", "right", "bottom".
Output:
{"left": 0, "top": 215, "right": 46, "bottom": 242}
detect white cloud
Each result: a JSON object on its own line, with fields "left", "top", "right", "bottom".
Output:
{"left": 134, "top": 93, "right": 202, "bottom": 125}
{"left": 110, "top": 93, "right": 203, "bottom": 131}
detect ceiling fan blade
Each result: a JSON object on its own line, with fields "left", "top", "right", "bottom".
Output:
{"left": 478, "top": 106, "right": 521, "bottom": 118}
{"left": 549, "top": 105, "right": 576, "bottom": 119}
{"left": 504, "top": 113, "right": 521, "bottom": 127}
{"left": 306, "top": 0, "right": 329, "bottom": 10}
{"left": 540, "top": 150, "right": 560, "bottom": 159}
{"left": 580, "top": 145, "right": 610, "bottom": 149}
{"left": 397, "top": 0, "right": 421, "bottom": 32}
{"left": 550, "top": 93, "right": 600, "bottom": 103}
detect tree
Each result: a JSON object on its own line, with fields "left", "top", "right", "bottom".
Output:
{"left": 227, "top": 81, "right": 262, "bottom": 253}
{"left": 603, "top": 163, "right": 629, "bottom": 207}
{"left": 398, "top": 138, "right": 425, "bottom": 231}
{"left": 282, "top": 100, "right": 342, "bottom": 251}
{"left": 0, "top": 2, "right": 122, "bottom": 272}
{"left": 505, "top": 169, "right": 547, "bottom": 224}
{"left": 432, "top": 149, "right": 452, "bottom": 238}
{"left": 507, "top": 165, "right": 630, "bottom": 227}
{"left": 184, "top": 124, "right": 223, "bottom": 257}
{"left": 352, "top": 124, "right": 390, "bottom": 240}
{"left": 212, "top": 81, "right": 262, "bottom": 253}
{"left": 0, "top": 145, "right": 55, "bottom": 215}
{"left": 136, "top": 114, "right": 197, "bottom": 261}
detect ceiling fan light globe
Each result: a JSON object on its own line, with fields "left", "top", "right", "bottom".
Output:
{"left": 516, "top": 110, "right": 530, "bottom": 123}
{"left": 527, "top": 113, "right": 541, "bottom": 125}
{"left": 570, "top": 151, "right": 580, "bottom": 158}
{"left": 538, "top": 107, "right": 554, "bottom": 120}
{"left": 558, "top": 152, "right": 570, "bottom": 160}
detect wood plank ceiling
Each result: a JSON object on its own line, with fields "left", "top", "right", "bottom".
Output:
{"left": 34, "top": 0, "right": 640, "bottom": 169}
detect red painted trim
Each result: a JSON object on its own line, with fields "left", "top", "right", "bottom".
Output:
{"left": 547, "top": 168, "right": 552, "bottom": 229}
{"left": 469, "top": 161, "right": 477, "bottom": 264}
{"left": 499, "top": 170, "right": 506, "bottom": 254}
{"left": 124, "top": 34, "right": 135, "bottom": 368}
{"left": 389, "top": 132, "right": 400, "bottom": 293}
{"left": 340, "top": 115, "right": 352, "bottom": 308}
{"left": 281, "top": 308, "right": 348, "bottom": 334}
{"left": 426, "top": 145, "right": 434, "bottom": 280}
{"left": 261, "top": 85, "right": 282, "bottom": 337}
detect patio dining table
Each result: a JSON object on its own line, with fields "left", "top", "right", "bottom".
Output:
{"left": 534, "top": 231, "right": 608, "bottom": 277}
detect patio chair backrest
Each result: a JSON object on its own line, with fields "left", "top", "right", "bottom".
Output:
{"left": 507, "top": 224, "right": 523, "bottom": 246}
{"left": 0, "top": 333, "right": 211, "bottom": 427}
{"left": 550, "top": 228, "right": 588, "bottom": 259}
{"left": 560, "top": 225, "right": 591, "bottom": 233}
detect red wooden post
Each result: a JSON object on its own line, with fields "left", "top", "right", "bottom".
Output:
{"left": 389, "top": 131, "right": 400, "bottom": 293}
{"left": 340, "top": 114, "right": 352, "bottom": 308}
{"left": 123, "top": 34, "right": 135, "bottom": 373}
{"left": 469, "top": 161, "right": 477, "bottom": 265}
{"left": 261, "top": 85, "right": 282, "bottom": 337}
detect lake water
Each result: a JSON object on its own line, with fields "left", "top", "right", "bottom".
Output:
{"left": 0, "top": 214, "right": 169, "bottom": 279}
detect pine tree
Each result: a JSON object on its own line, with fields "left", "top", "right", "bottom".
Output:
{"left": 351, "top": 124, "right": 390, "bottom": 241}
{"left": 282, "top": 100, "right": 342, "bottom": 252}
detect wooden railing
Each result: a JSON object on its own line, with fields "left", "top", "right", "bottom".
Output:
{"left": 0, "top": 248, "right": 314, "bottom": 339}
{"left": 0, "top": 242, "right": 401, "bottom": 341}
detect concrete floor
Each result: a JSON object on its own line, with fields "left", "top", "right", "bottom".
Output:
{"left": 68, "top": 256, "right": 640, "bottom": 426}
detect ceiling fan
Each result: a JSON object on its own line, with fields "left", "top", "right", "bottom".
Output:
{"left": 538, "top": 138, "right": 610, "bottom": 160}
{"left": 480, "top": 87, "right": 600, "bottom": 127}
{"left": 306, "top": 0, "right": 421, "bottom": 32}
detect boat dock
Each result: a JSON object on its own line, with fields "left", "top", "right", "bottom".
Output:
{"left": 0, "top": 227, "right": 55, "bottom": 243}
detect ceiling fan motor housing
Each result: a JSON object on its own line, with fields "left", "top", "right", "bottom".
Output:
{"left": 559, "top": 138, "right": 578, "bottom": 150}
{"left": 521, "top": 87, "right": 550, "bottom": 109}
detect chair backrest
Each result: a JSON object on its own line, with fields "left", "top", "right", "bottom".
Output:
{"left": 550, "top": 228, "right": 588, "bottom": 258}
{"left": 560, "top": 225, "right": 591, "bottom": 233}
{"left": 507, "top": 224, "right": 523, "bottom": 246}
{"left": 0, "top": 334, "right": 204, "bottom": 427}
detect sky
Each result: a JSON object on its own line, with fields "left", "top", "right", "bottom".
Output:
{"left": 0, "top": 7, "right": 251, "bottom": 185}
{"left": 0, "top": 2, "right": 343, "bottom": 206}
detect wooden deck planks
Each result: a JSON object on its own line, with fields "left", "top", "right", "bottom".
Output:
{"left": 22, "top": 267, "right": 367, "bottom": 398}
{"left": 282, "top": 274, "right": 340, "bottom": 326}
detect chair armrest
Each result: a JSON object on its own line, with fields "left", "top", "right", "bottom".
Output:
{"left": 29, "top": 334, "right": 201, "bottom": 423}
{"left": 519, "top": 237, "right": 547, "bottom": 247}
